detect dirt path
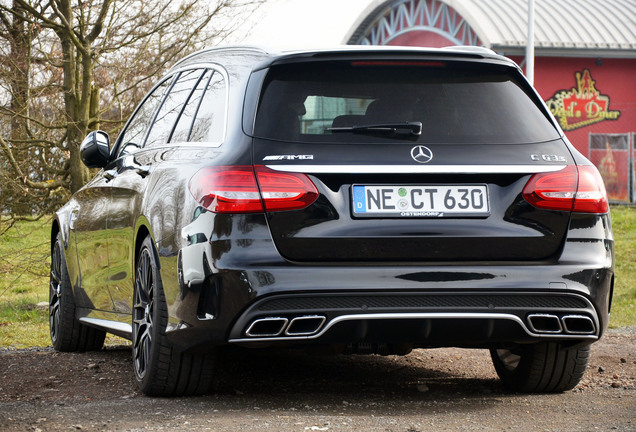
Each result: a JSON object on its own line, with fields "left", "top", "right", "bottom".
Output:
{"left": 1, "top": 330, "right": 634, "bottom": 431}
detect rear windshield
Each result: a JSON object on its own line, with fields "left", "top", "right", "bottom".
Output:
{"left": 253, "top": 60, "right": 560, "bottom": 144}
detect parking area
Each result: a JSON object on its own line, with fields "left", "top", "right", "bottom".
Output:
{"left": 1, "top": 329, "right": 634, "bottom": 431}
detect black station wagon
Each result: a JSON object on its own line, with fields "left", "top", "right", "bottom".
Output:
{"left": 50, "top": 46, "right": 614, "bottom": 396}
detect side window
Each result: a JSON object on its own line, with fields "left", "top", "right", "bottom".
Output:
{"left": 189, "top": 72, "right": 226, "bottom": 143}
{"left": 116, "top": 77, "right": 173, "bottom": 156}
{"left": 144, "top": 69, "right": 203, "bottom": 148}
{"left": 171, "top": 70, "right": 212, "bottom": 143}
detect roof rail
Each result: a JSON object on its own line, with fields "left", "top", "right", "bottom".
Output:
{"left": 171, "top": 45, "right": 270, "bottom": 69}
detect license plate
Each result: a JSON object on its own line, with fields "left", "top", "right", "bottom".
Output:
{"left": 352, "top": 185, "right": 490, "bottom": 217}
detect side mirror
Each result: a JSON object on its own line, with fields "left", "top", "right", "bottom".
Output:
{"left": 80, "top": 131, "right": 111, "bottom": 168}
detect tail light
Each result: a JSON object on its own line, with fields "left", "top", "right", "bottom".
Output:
{"left": 253, "top": 165, "right": 319, "bottom": 211}
{"left": 522, "top": 165, "right": 608, "bottom": 213}
{"left": 189, "top": 165, "right": 318, "bottom": 213}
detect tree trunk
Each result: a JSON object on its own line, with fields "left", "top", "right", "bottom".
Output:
{"left": 5, "top": 2, "right": 31, "bottom": 214}
{"left": 8, "top": 2, "right": 29, "bottom": 141}
{"left": 57, "top": 0, "right": 90, "bottom": 193}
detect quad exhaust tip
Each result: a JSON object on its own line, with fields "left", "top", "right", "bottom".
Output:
{"left": 527, "top": 314, "right": 562, "bottom": 334}
{"left": 285, "top": 316, "right": 326, "bottom": 336}
{"left": 245, "top": 317, "right": 288, "bottom": 337}
{"left": 527, "top": 314, "right": 596, "bottom": 335}
{"left": 561, "top": 315, "right": 596, "bottom": 334}
{"left": 245, "top": 315, "right": 326, "bottom": 338}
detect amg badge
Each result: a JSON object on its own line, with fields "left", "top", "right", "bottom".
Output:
{"left": 263, "top": 155, "right": 314, "bottom": 161}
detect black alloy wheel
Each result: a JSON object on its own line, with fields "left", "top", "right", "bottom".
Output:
{"left": 132, "top": 234, "right": 217, "bottom": 396}
{"left": 133, "top": 244, "right": 155, "bottom": 381}
{"left": 49, "top": 239, "right": 64, "bottom": 345}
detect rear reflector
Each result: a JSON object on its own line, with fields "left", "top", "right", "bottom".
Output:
{"left": 522, "top": 165, "right": 608, "bottom": 213}
{"left": 189, "top": 165, "right": 318, "bottom": 214}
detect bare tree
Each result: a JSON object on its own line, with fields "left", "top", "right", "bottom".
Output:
{"left": 0, "top": 0, "right": 261, "bottom": 230}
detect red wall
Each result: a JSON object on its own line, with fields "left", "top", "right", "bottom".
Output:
{"left": 513, "top": 57, "right": 636, "bottom": 155}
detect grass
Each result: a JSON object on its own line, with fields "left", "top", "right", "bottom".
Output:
{"left": 0, "top": 208, "right": 634, "bottom": 348}
{"left": 0, "top": 217, "right": 50, "bottom": 347}
{"left": 609, "top": 206, "right": 636, "bottom": 327}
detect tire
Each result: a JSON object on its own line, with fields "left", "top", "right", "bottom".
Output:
{"left": 490, "top": 342, "right": 590, "bottom": 393}
{"left": 132, "top": 235, "right": 216, "bottom": 396}
{"left": 49, "top": 232, "right": 106, "bottom": 352}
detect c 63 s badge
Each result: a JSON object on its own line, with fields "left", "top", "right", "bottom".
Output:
{"left": 531, "top": 154, "right": 567, "bottom": 162}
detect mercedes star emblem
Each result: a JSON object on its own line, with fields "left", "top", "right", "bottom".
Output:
{"left": 410, "top": 145, "right": 433, "bottom": 164}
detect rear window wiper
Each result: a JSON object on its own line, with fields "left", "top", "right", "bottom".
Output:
{"left": 326, "top": 121, "right": 422, "bottom": 137}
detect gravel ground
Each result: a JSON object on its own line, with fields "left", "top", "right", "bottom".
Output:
{"left": 0, "top": 328, "right": 634, "bottom": 431}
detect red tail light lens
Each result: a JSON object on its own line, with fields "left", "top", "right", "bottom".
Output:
{"left": 254, "top": 165, "right": 319, "bottom": 212}
{"left": 522, "top": 165, "right": 608, "bottom": 213}
{"left": 573, "top": 165, "right": 609, "bottom": 213}
{"left": 189, "top": 165, "right": 318, "bottom": 214}
{"left": 189, "top": 166, "right": 263, "bottom": 213}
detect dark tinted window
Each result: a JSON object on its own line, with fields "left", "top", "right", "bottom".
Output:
{"left": 190, "top": 72, "right": 226, "bottom": 143}
{"left": 145, "top": 69, "right": 203, "bottom": 148}
{"left": 117, "top": 77, "right": 173, "bottom": 155}
{"left": 253, "top": 61, "right": 560, "bottom": 144}
{"left": 171, "top": 70, "right": 212, "bottom": 143}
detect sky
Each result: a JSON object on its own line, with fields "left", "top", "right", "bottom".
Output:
{"left": 228, "top": 0, "right": 374, "bottom": 47}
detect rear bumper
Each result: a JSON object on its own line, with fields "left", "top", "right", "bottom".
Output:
{"left": 163, "top": 212, "right": 613, "bottom": 352}
{"left": 227, "top": 291, "right": 601, "bottom": 348}
{"left": 165, "top": 251, "right": 613, "bottom": 351}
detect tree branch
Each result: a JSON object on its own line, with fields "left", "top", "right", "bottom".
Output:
{"left": 86, "top": 0, "right": 112, "bottom": 43}
{"left": 0, "top": 134, "right": 66, "bottom": 190}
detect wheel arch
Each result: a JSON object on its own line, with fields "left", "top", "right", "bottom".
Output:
{"left": 134, "top": 216, "right": 159, "bottom": 271}
{"left": 51, "top": 218, "right": 61, "bottom": 251}
{"left": 51, "top": 211, "right": 70, "bottom": 250}
{"left": 50, "top": 216, "right": 72, "bottom": 285}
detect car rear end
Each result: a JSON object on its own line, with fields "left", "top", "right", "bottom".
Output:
{"left": 189, "top": 47, "right": 613, "bottom": 391}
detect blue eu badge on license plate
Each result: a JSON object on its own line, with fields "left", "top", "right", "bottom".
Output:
{"left": 353, "top": 185, "right": 367, "bottom": 213}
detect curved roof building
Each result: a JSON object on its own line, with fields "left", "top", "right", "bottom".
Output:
{"left": 345, "top": 0, "right": 636, "bottom": 57}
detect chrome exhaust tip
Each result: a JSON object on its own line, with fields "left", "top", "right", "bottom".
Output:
{"left": 285, "top": 315, "right": 326, "bottom": 336}
{"left": 561, "top": 315, "right": 596, "bottom": 335}
{"left": 527, "top": 314, "right": 563, "bottom": 334}
{"left": 245, "top": 317, "right": 288, "bottom": 337}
